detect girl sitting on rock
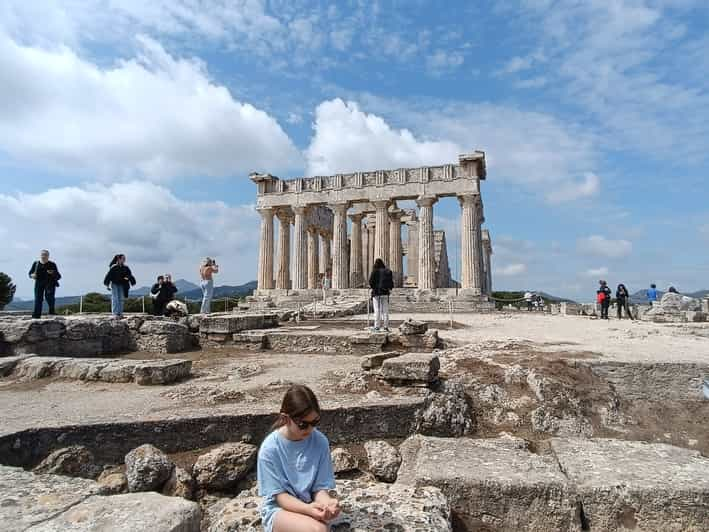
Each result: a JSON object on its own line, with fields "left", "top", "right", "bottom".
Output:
{"left": 257, "top": 384, "right": 340, "bottom": 532}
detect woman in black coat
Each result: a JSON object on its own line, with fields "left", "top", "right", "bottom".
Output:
{"left": 616, "top": 283, "right": 634, "bottom": 320}
{"left": 103, "top": 254, "right": 136, "bottom": 317}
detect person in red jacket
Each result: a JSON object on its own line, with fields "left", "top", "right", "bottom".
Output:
{"left": 597, "top": 280, "right": 612, "bottom": 319}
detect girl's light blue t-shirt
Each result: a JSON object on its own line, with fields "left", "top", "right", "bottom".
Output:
{"left": 257, "top": 428, "right": 335, "bottom": 531}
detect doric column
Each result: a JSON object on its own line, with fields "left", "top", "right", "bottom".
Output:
{"left": 361, "top": 221, "right": 369, "bottom": 283}
{"left": 330, "top": 202, "right": 350, "bottom": 289}
{"left": 373, "top": 200, "right": 390, "bottom": 265}
{"left": 416, "top": 196, "right": 437, "bottom": 290}
{"left": 256, "top": 207, "right": 274, "bottom": 290}
{"left": 307, "top": 227, "right": 320, "bottom": 289}
{"left": 407, "top": 221, "right": 418, "bottom": 286}
{"left": 275, "top": 210, "right": 291, "bottom": 290}
{"left": 320, "top": 233, "right": 331, "bottom": 276}
{"left": 367, "top": 215, "right": 376, "bottom": 274}
{"left": 349, "top": 213, "right": 364, "bottom": 288}
{"left": 389, "top": 209, "right": 403, "bottom": 287}
{"left": 292, "top": 206, "right": 308, "bottom": 290}
{"left": 459, "top": 194, "right": 483, "bottom": 294}
{"left": 482, "top": 229, "right": 493, "bottom": 295}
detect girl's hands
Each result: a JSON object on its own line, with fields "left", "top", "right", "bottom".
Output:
{"left": 309, "top": 497, "right": 340, "bottom": 522}
{"left": 308, "top": 502, "right": 327, "bottom": 521}
{"left": 324, "top": 497, "right": 341, "bottom": 520}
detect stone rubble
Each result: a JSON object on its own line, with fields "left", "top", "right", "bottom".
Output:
{"left": 192, "top": 442, "right": 258, "bottom": 491}
{"left": 331, "top": 447, "right": 359, "bottom": 475}
{"left": 364, "top": 440, "right": 401, "bottom": 483}
{"left": 124, "top": 444, "right": 175, "bottom": 493}
{"left": 413, "top": 380, "right": 475, "bottom": 437}
{"left": 162, "top": 466, "right": 197, "bottom": 501}
{"left": 360, "top": 350, "right": 401, "bottom": 370}
{"left": 33, "top": 445, "right": 102, "bottom": 480}
{"left": 380, "top": 352, "right": 440, "bottom": 385}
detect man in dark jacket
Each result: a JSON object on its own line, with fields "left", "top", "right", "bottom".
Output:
{"left": 616, "top": 283, "right": 634, "bottom": 320}
{"left": 151, "top": 274, "right": 178, "bottom": 316}
{"left": 104, "top": 254, "right": 136, "bottom": 317}
{"left": 597, "top": 280, "right": 612, "bottom": 319}
{"left": 369, "top": 258, "right": 394, "bottom": 331}
{"left": 29, "top": 249, "right": 61, "bottom": 318}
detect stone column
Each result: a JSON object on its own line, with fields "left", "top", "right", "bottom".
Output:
{"left": 256, "top": 207, "right": 274, "bottom": 290}
{"left": 416, "top": 196, "right": 437, "bottom": 290}
{"left": 349, "top": 213, "right": 364, "bottom": 288}
{"left": 307, "top": 227, "right": 320, "bottom": 289}
{"left": 330, "top": 202, "right": 350, "bottom": 289}
{"left": 367, "top": 215, "right": 376, "bottom": 274}
{"left": 407, "top": 221, "right": 418, "bottom": 286}
{"left": 373, "top": 200, "right": 390, "bottom": 265}
{"left": 361, "top": 221, "right": 369, "bottom": 283}
{"left": 275, "top": 210, "right": 291, "bottom": 290}
{"left": 320, "top": 233, "right": 331, "bottom": 276}
{"left": 292, "top": 206, "right": 308, "bottom": 290}
{"left": 459, "top": 194, "right": 483, "bottom": 294}
{"left": 484, "top": 241, "right": 493, "bottom": 295}
{"left": 389, "top": 209, "right": 403, "bottom": 287}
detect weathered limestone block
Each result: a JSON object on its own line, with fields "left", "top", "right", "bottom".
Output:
{"left": 28, "top": 492, "right": 201, "bottom": 532}
{"left": 350, "top": 332, "right": 387, "bottom": 345}
{"left": 34, "top": 446, "right": 101, "bottom": 480}
{"left": 0, "top": 354, "right": 33, "bottom": 376}
{"left": 361, "top": 351, "right": 401, "bottom": 370}
{"left": 162, "top": 466, "right": 197, "bottom": 500}
{"left": 414, "top": 381, "right": 474, "bottom": 437}
{"left": 551, "top": 438, "right": 709, "bottom": 531}
{"left": 398, "top": 318, "right": 428, "bottom": 335}
{"left": 205, "top": 480, "right": 451, "bottom": 532}
{"left": 397, "top": 435, "right": 578, "bottom": 531}
{"left": 135, "top": 320, "right": 190, "bottom": 353}
{"left": 12, "top": 356, "right": 58, "bottom": 379}
{"left": 232, "top": 332, "right": 266, "bottom": 350}
{"left": 192, "top": 443, "right": 258, "bottom": 491}
{"left": 364, "top": 440, "right": 401, "bottom": 482}
{"left": 331, "top": 447, "right": 358, "bottom": 474}
{"left": 199, "top": 313, "right": 278, "bottom": 335}
{"left": 380, "top": 352, "right": 440, "bottom": 384}
{"left": 133, "top": 360, "right": 192, "bottom": 385}
{"left": 0, "top": 465, "right": 105, "bottom": 531}
{"left": 392, "top": 329, "right": 440, "bottom": 350}
{"left": 125, "top": 444, "right": 175, "bottom": 493}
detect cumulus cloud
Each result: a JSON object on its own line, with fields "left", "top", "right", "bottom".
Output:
{"left": 577, "top": 235, "right": 633, "bottom": 259}
{"left": 0, "top": 33, "right": 301, "bottom": 180}
{"left": 496, "top": 263, "right": 527, "bottom": 276}
{"left": 305, "top": 99, "right": 461, "bottom": 175}
{"left": 584, "top": 267, "right": 609, "bottom": 277}
{"left": 546, "top": 173, "right": 600, "bottom": 203}
{"left": 0, "top": 182, "right": 260, "bottom": 297}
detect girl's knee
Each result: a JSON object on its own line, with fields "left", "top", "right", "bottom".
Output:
{"left": 311, "top": 522, "right": 328, "bottom": 532}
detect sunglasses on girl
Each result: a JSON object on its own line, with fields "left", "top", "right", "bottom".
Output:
{"left": 293, "top": 416, "right": 321, "bottom": 430}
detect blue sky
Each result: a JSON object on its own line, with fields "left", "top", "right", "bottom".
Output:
{"left": 1, "top": 0, "right": 708, "bottom": 300}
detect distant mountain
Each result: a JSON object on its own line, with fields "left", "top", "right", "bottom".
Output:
{"left": 5, "top": 280, "right": 257, "bottom": 310}
{"left": 132, "top": 278, "right": 200, "bottom": 296}
{"left": 687, "top": 289, "right": 709, "bottom": 299}
{"left": 631, "top": 289, "right": 708, "bottom": 301}
{"left": 537, "top": 291, "right": 577, "bottom": 304}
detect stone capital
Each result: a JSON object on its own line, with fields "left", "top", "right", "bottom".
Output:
{"left": 275, "top": 208, "right": 292, "bottom": 223}
{"left": 372, "top": 199, "right": 390, "bottom": 209}
{"left": 348, "top": 212, "right": 365, "bottom": 223}
{"left": 293, "top": 205, "right": 309, "bottom": 216}
{"left": 257, "top": 206, "right": 274, "bottom": 217}
{"left": 457, "top": 193, "right": 480, "bottom": 207}
{"left": 416, "top": 195, "right": 438, "bottom": 208}
{"left": 389, "top": 209, "right": 404, "bottom": 222}
{"left": 328, "top": 202, "right": 350, "bottom": 214}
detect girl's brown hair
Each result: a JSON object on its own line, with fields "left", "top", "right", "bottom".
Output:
{"left": 272, "top": 384, "right": 321, "bottom": 430}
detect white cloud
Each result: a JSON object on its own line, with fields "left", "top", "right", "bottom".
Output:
{"left": 0, "top": 182, "right": 260, "bottom": 297}
{"left": 496, "top": 263, "right": 527, "bottom": 276}
{"left": 515, "top": 76, "right": 548, "bottom": 89}
{"left": 577, "top": 235, "right": 633, "bottom": 259}
{"left": 0, "top": 33, "right": 300, "bottom": 181}
{"left": 584, "top": 267, "right": 609, "bottom": 278}
{"left": 546, "top": 173, "right": 600, "bottom": 203}
{"left": 305, "top": 99, "right": 461, "bottom": 175}
{"left": 426, "top": 50, "right": 465, "bottom": 76}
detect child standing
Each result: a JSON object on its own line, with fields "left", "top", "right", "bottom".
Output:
{"left": 257, "top": 385, "right": 340, "bottom": 532}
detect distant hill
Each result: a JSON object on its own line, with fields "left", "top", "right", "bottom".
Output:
{"left": 5, "top": 280, "right": 257, "bottom": 310}
{"left": 631, "top": 288, "right": 708, "bottom": 301}
{"left": 537, "top": 291, "right": 577, "bottom": 304}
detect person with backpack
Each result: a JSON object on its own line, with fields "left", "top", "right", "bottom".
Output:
{"left": 28, "top": 249, "right": 61, "bottom": 318}
{"left": 616, "top": 283, "right": 634, "bottom": 320}
{"left": 368, "top": 258, "right": 393, "bottom": 332}
{"left": 597, "top": 280, "right": 612, "bottom": 319}
{"left": 103, "top": 254, "right": 136, "bottom": 318}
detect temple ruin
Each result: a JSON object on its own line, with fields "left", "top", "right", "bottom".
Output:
{"left": 250, "top": 151, "right": 493, "bottom": 308}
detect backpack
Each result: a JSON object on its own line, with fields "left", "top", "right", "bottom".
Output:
{"left": 597, "top": 291, "right": 606, "bottom": 303}
{"left": 381, "top": 269, "right": 394, "bottom": 291}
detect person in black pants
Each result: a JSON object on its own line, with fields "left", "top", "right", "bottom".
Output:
{"left": 29, "top": 249, "right": 61, "bottom": 318}
{"left": 597, "top": 280, "right": 612, "bottom": 319}
{"left": 150, "top": 274, "right": 178, "bottom": 316}
{"left": 616, "top": 283, "right": 634, "bottom": 320}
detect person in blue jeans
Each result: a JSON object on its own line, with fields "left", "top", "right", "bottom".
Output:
{"left": 647, "top": 283, "right": 658, "bottom": 305}
{"left": 199, "top": 257, "right": 219, "bottom": 314}
{"left": 257, "top": 385, "right": 340, "bottom": 532}
{"left": 103, "top": 254, "right": 136, "bottom": 318}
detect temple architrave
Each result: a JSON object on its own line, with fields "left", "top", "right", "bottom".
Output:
{"left": 250, "top": 151, "right": 494, "bottom": 310}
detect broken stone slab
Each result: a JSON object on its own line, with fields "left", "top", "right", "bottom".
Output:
{"left": 0, "top": 465, "right": 106, "bottom": 531}
{"left": 27, "top": 492, "right": 201, "bottom": 532}
{"left": 199, "top": 313, "right": 278, "bottom": 335}
{"left": 205, "top": 479, "right": 451, "bottom": 532}
{"left": 390, "top": 329, "right": 440, "bottom": 350}
{"left": 0, "top": 353, "right": 34, "bottom": 376}
{"left": 33, "top": 445, "right": 102, "bottom": 480}
{"left": 551, "top": 438, "right": 709, "bottom": 531}
{"left": 349, "top": 332, "right": 388, "bottom": 345}
{"left": 232, "top": 332, "right": 266, "bottom": 349}
{"left": 380, "top": 352, "right": 440, "bottom": 384}
{"left": 360, "top": 351, "right": 401, "bottom": 370}
{"left": 398, "top": 318, "right": 428, "bottom": 335}
{"left": 397, "top": 435, "right": 578, "bottom": 531}
{"left": 133, "top": 360, "right": 192, "bottom": 385}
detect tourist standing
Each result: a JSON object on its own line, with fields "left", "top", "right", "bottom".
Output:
{"left": 524, "top": 291, "right": 534, "bottom": 311}
{"left": 321, "top": 270, "right": 331, "bottom": 302}
{"left": 369, "top": 258, "right": 393, "bottom": 332}
{"left": 646, "top": 283, "right": 658, "bottom": 306}
{"left": 199, "top": 257, "right": 219, "bottom": 314}
{"left": 28, "top": 249, "right": 61, "bottom": 319}
{"left": 103, "top": 254, "right": 136, "bottom": 318}
{"left": 257, "top": 384, "right": 340, "bottom": 532}
{"left": 616, "top": 283, "right": 634, "bottom": 320}
{"left": 151, "top": 275, "right": 178, "bottom": 316}
{"left": 597, "top": 280, "right": 612, "bottom": 319}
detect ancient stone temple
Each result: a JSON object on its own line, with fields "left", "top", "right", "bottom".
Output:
{"left": 251, "top": 151, "right": 493, "bottom": 309}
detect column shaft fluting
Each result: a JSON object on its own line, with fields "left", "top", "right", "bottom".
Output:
{"left": 459, "top": 194, "right": 483, "bottom": 294}
{"left": 417, "top": 196, "right": 437, "bottom": 290}
{"left": 256, "top": 208, "right": 274, "bottom": 290}
{"left": 407, "top": 222, "right": 418, "bottom": 286}
{"left": 292, "top": 206, "right": 308, "bottom": 290}
{"left": 373, "top": 200, "right": 390, "bottom": 265}
{"left": 330, "top": 203, "right": 349, "bottom": 289}
{"left": 275, "top": 211, "right": 291, "bottom": 290}
{"left": 307, "top": 228, "right": 319, "bottom": 289}
{"left": 389, "top": 211, "right": 403, "bottom": 287}
{"left": 321, "top": 234, "right": 331, "bottom": 276}
{"left": 483, "top": 246, "right": 492, "bottom": 295}
{"left": 349, "top": 213, "right": 364, "bottom": 288}
{"left": 367, "top": 217, "right": 375, "bottom": 274}
{"left": 361, "top": 222, "right": 369, "bottom": 283}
